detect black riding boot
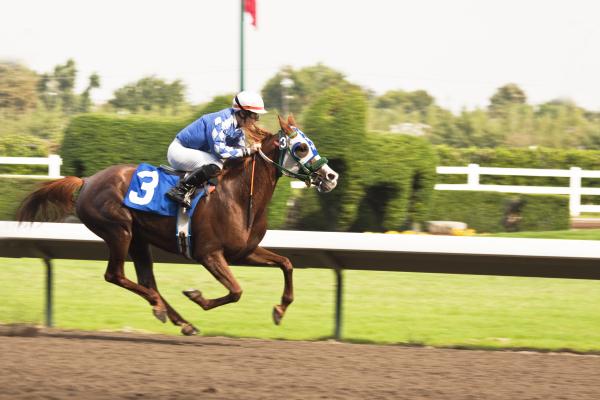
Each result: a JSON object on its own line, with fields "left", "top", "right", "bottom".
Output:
{"left": 166, "top": 164, "right": 221, "bottom": 207}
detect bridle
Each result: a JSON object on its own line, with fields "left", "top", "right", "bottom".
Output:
{"left": 248, "top": 128, "right": 329, "bottom": 228}
{"left": 257, "top": 129, "right": 328, "bottom": 187}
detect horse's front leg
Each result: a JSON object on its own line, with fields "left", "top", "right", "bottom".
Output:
{"left": 238, "top": 246, "right": 293, "bottom": 325}
{"left": 183, "top": 251, "right": 243, "bottom": 310}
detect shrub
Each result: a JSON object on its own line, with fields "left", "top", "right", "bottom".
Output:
{"left": 60, "top": 114, "right": 189, "bottom": 176}
{"left": 428, "top": 191, "right": 569, "bottom": 233}
{"left": 0, "top": 178, "right": 49, "bottom": 220}
{"left": 294, "top": 87, "right": 438, "bottom": 232}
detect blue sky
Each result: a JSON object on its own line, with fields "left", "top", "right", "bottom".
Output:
{"left": 3, "top": 0, "right": 600, "bottom": 112}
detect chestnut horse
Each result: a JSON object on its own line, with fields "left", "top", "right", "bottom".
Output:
{"left": 17, "top": 115, "right": 339, "bottom": 335}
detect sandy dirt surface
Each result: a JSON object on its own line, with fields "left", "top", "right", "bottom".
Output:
{"left": 1, "top": 325, "right": 600, "bottom": 400}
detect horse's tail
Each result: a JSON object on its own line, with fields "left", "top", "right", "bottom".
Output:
{"left": 16, "top": 176, "right": 85, "bottom": 222}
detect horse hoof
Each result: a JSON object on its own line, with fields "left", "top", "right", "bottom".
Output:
{"left": 181, "top": 323, "right": 200, "bottom": 336}
{"left": 272, "top": 305, "right": 284, "bottom": 325}
{"left": 152, "top": 307, "right": 167, "bottom": 323}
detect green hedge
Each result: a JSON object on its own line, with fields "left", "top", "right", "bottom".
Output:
{"left": 0, "top": 178, "right": 49, "bottom": 220}
{"left": 428, "top": 191, "right": 570, "bottom": 233}
{"left": 58, "top": 101, "right": 581, "bottom": 233}
{"left": 266, "top": 179, "right": 294, "bottom": 229}
{"left": 60, "top": 112, "right": 293, "bottom": 226}
{"left": 60, "top": 114, "right": 191, "bottom": 176}
{"left": 293, "top": 87, "right": 438, "bottom": 232}
{"left": 59, "top": 92, "right": 440, "bottom": 232}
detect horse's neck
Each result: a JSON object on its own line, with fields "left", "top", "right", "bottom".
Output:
{"left": 249, "top": 146, "right": 280, "bottom": 208}
{"left": 218, "top": 146, "right": 280, "bottom": 211}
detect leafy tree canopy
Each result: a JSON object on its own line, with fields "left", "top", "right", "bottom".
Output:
{"left": 109, "top": 76, "right": 185, "bottom": 114}
{"left": 0, "top": 61, "right": 39, "bottom": 113}
{"left": 488, "top": 83, "right": 527, "bottom": 116}
{"left": 374, "top": 89, "right": 434, "bottom": 116}
{"left": 37, "top": 59, "right": 100, "bottom": 114}
{"left": 262, "top": 63, "right": 360, "bottom": 115}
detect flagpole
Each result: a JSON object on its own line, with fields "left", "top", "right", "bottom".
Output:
{"left": 240, "top": 0, "right": 245, "bottom": 91}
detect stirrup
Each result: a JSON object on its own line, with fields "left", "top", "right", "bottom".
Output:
{"left": 181, "top": 187, "right": 196, "bottom": 209}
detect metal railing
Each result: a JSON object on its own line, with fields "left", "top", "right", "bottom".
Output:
{"left": 4, "top": 222, "right": 600, "bottom": 339}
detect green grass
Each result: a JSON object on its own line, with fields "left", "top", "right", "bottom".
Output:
{"left": 486, "top": 228, "right": 600, "bottom": 240}
{"left": 577, "top": 213, "right": 600, "bottom": 218}
{"left": 3, "top": 257, "right": 600, "bottom": 352}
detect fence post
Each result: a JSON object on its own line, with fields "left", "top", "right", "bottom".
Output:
{"left": 569, "top": 167, "right": 582, "bottom": 217}
{"left": 48, "top": 154, "right": 62, "bottom": 178}
{"left": 467, "top": 163, "right": 480, "bottom": 188}
{"left": 43, "top": 258, "right": 54, "bottom": 327}
{"left": 334, "top": 268, "right": 343, "bottom": 340}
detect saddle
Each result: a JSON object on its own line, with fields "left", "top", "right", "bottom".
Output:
{"left": 123, "top": 163, "right": 210, "bottom": 260}
{"left": 160, "top": 165, "right": 218, "bottom": 260}
{"left": 159, "top": 164, "right": 185, "bottom": 177}
{"left": 160, "top": 164, "right": 217, "bottom": 194}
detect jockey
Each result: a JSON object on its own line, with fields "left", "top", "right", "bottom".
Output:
{"left": 166, "top": 90, "right": 268, "bottom": 207}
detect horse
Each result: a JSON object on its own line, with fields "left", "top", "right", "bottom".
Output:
{"left": 16, "top": 115, "right": 339, "bottom": 335}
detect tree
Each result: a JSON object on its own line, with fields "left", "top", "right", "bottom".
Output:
{"left": 109, "top": 76, "right": 186, "bottom": 114}
{"left": 455, "top": 109, "right": 505, "bottom": 148}
{"left": 37, "top": 59, "right": 78, "bottom": 112}
{"left": 262, "top": 64, "right": 360, "bottom": 115}
{"left": 54, "top": 59, "right": 77, "bottom": 113}
{"left": 196, "top": 94, "right": 233, "bottom": 116}
{"left": 489, "top": 83, "right": 527, "bottom": 117}
{"left": 79, "top": 73, "right": 100, "bottom": 113}
{"left": 36, "top": 59, "right": 99, "bottom": 114}
{"left": 374, "top": 89, "right": 434, "bottom": 117}
{"left": 0, "top": 62, "right": 39, "bottom": 113}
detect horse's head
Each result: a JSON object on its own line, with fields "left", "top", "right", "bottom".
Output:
{"left": 272, "top": 115, "right": 339, "bottom": 193}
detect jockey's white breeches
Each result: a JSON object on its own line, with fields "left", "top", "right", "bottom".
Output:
{"left": 167, "top": 138, "right": 223, "bottom": 171}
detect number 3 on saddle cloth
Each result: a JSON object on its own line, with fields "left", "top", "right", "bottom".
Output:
{"left": 123, "top": 163, "right": 206, "bottom": 259}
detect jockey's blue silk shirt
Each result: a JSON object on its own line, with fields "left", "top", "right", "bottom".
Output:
{"left": 175, "top": 108, "right": 246, "bottom": 159}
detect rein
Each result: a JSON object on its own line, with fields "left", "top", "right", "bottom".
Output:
{"left": 247, "top": 154, "right": 256, "bottom": 228}
{"left": 257, "top": 148, "right": 313, "bottom": 186}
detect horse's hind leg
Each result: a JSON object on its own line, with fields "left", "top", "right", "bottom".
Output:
{"left": 183, "top": 251, "right": 243, "bottom": 310}
{"left": 129, "top": 237, "right": 199, "bottom": 336}
{"left": 238, "top": 246, "right": 294, "bottom": 325}
{"left": 91, "top": 223, "right": 168, "bottom": 322}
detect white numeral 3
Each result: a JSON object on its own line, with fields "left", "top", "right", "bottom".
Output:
{"left": 128, "top": 170, "right": 159, "bottom": 205}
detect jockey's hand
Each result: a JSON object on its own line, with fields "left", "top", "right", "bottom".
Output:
{"left": 249, "top": 142, "right": 262, "bottom": 154}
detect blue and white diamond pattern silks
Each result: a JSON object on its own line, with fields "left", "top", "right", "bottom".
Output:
{"left": 123, "top": 163, "right": 205, "bottom": 217}
{"left": 211, "top": 114, "right": 246, "bottom": 159}
{"left": 175, "top": 108, "right": 246, "bottom": 160}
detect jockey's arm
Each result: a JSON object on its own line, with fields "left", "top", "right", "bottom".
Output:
{"left": 211, "top": 127, "right": 253, "bottom": 159}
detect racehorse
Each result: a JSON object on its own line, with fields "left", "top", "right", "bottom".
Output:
{"left": 17, "top": 115, "right": 339, "bottom": 335}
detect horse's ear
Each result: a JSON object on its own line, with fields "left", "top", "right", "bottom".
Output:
{"left": 278, "top": 114, "right": 292, "bottom": 135}
{"left": 287, "top": 114, "right": 297, "bottom": 127}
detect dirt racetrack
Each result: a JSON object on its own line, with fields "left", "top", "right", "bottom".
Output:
{"left": 2, "top": 325, "right": 600, "bottom": 400}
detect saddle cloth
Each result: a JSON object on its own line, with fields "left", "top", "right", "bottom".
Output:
{"left": 123, "top": 163, "right": 205, "bottom": 216}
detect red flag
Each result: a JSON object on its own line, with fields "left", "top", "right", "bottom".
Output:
{"left": 245, "top": 0, "right": 257, "bottom": 27}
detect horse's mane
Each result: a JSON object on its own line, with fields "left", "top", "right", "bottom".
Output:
{"left": 222, "top": 124, "right": 274, "bottom": 174}
{"left": 245, "top": 123, "right": 271, "bottom": 144}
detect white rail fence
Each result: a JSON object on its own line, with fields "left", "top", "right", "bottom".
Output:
{"left": 436, "top": 164, "right": 600, "bottom": 216}
{"left": 0, "top": 155, "right": 63, "bottom": 179}
{"left": 2, "top": 157, "right": 599, "bottom": 216}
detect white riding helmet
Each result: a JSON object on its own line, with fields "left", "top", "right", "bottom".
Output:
{"left": 232, "top": 90, "right": 268, "bottom": 114}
